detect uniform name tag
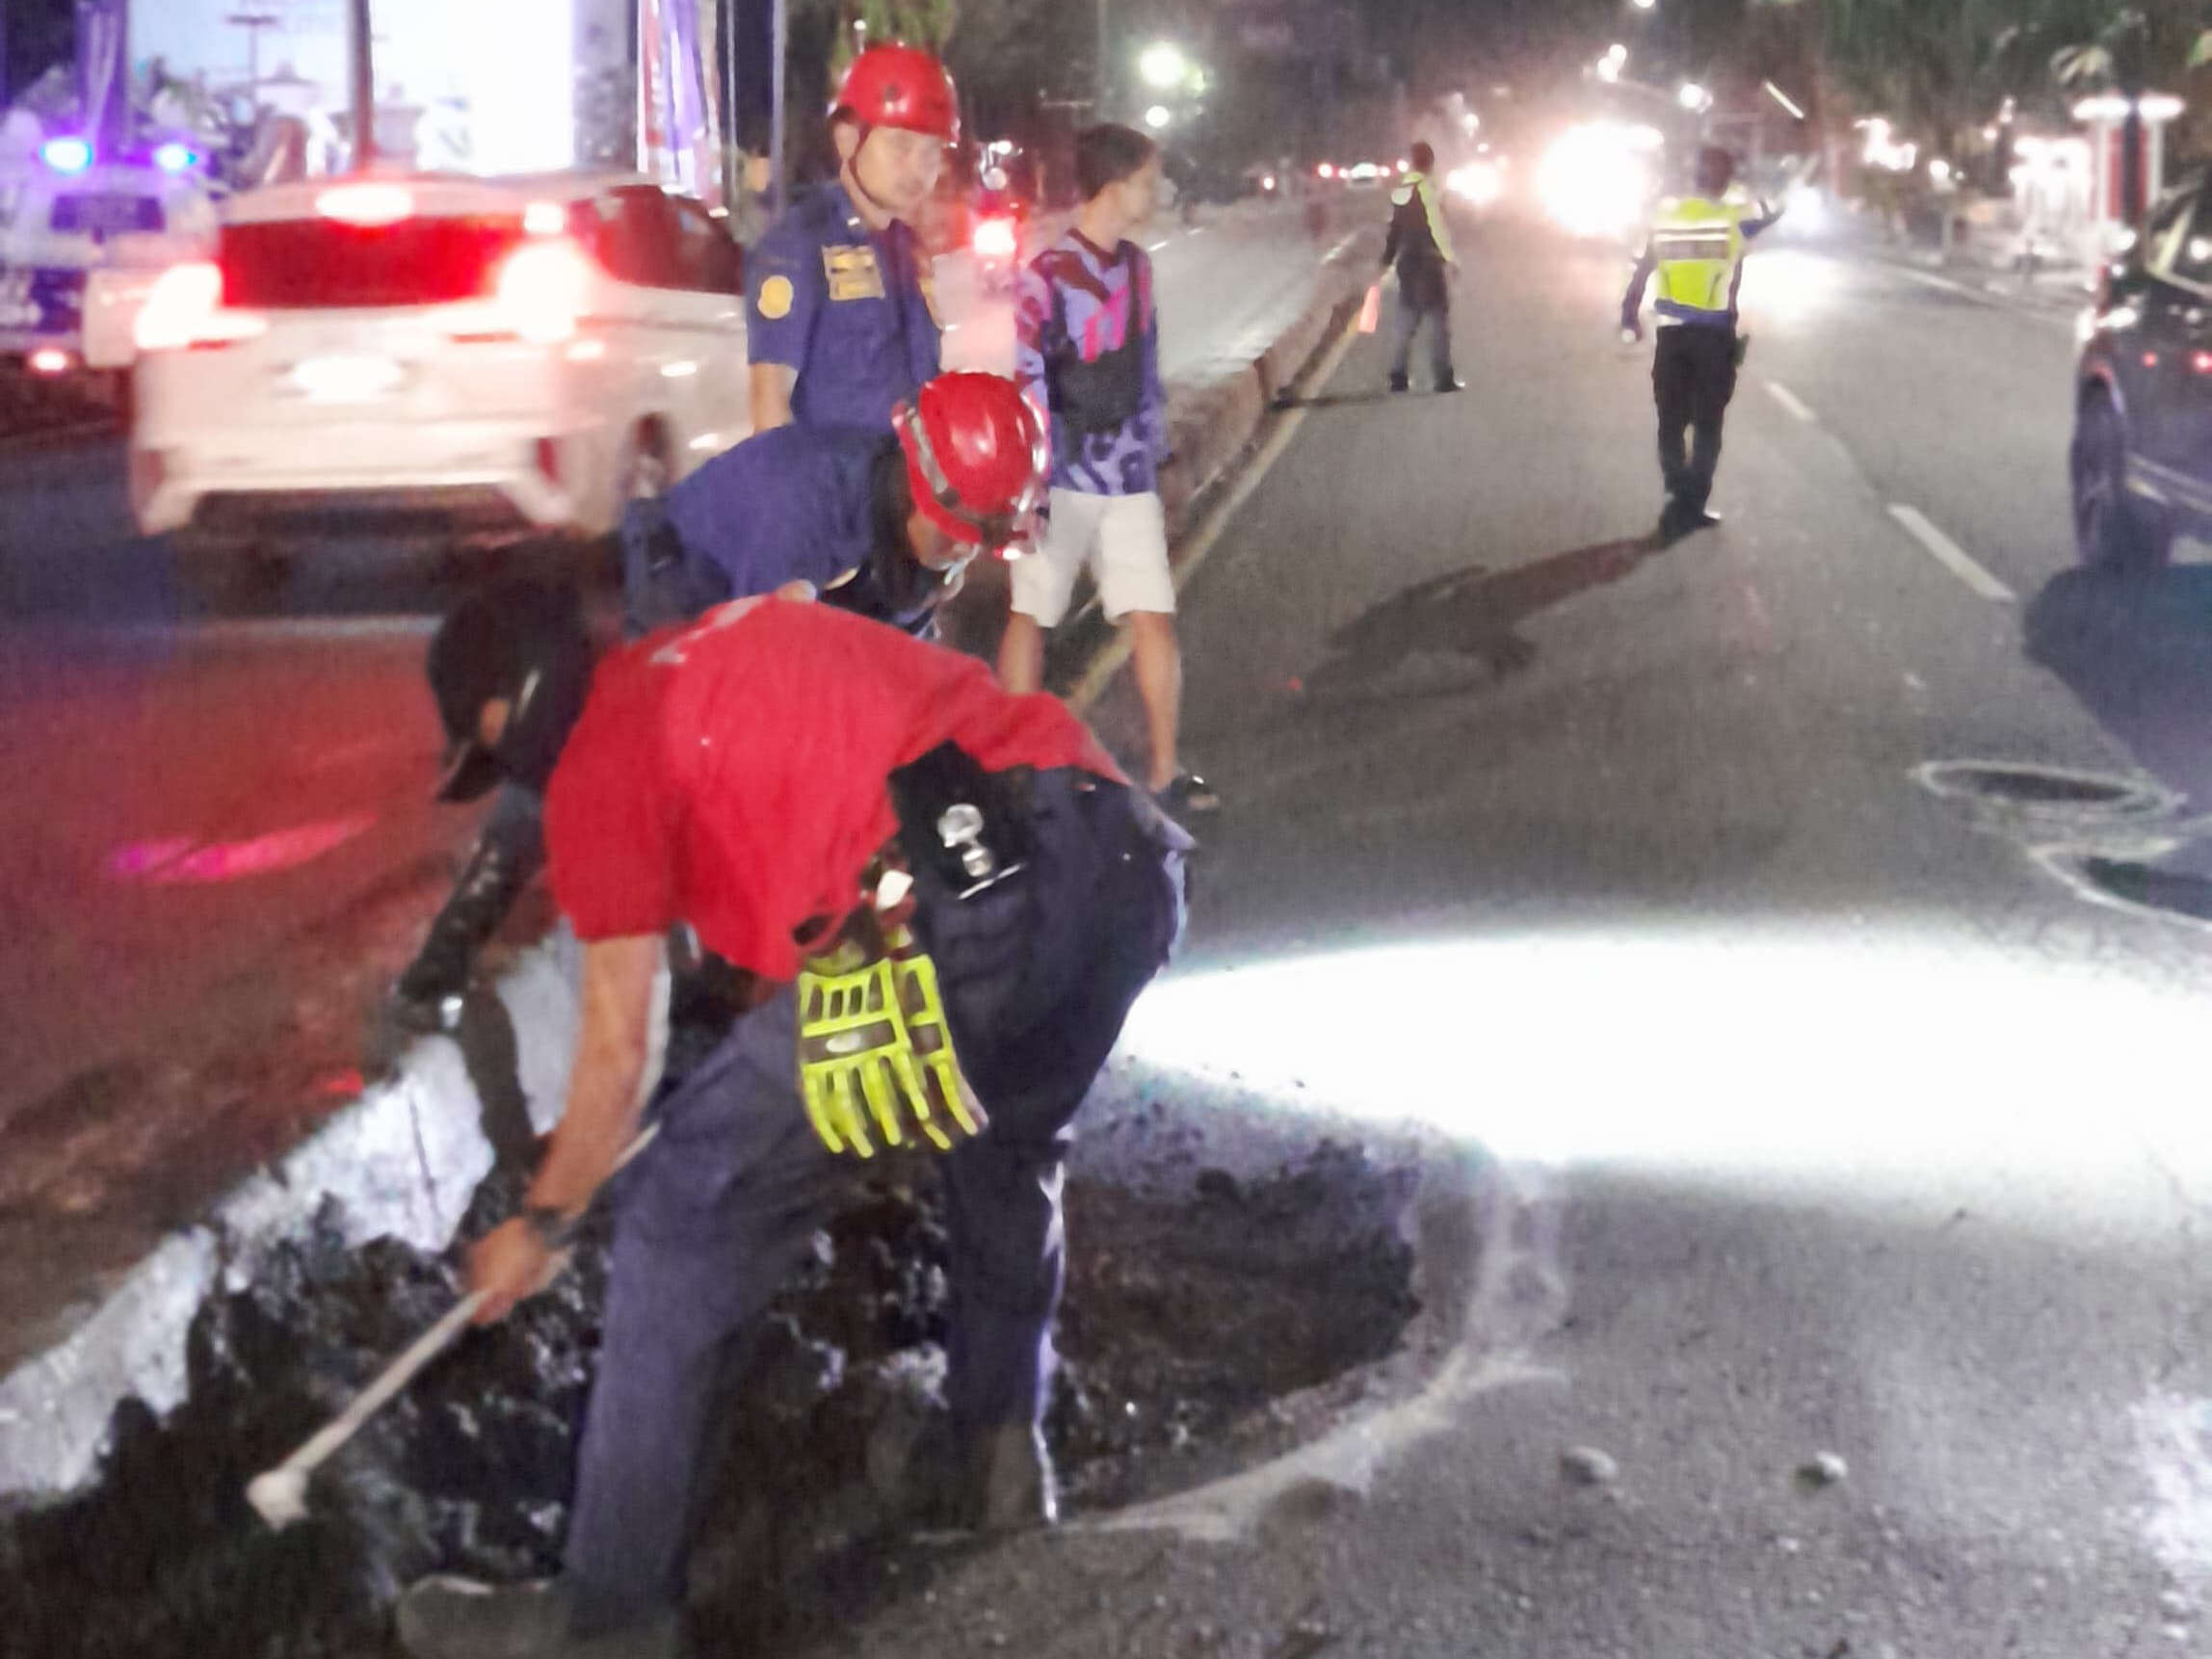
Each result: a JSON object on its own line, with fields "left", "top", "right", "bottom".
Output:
{"left": 824, "top": 244, "right": 885, "bottom": 303}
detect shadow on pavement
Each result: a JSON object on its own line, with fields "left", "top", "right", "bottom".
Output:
{"left": 2022, "top": 565, "right": 2212, "bottom": 809}
{"left": 1304, "top": 535, "right": 1657, "bottom": 698}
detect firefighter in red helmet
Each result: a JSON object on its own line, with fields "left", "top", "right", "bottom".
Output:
{"left": 395, "top": 371, "right": 1189, "bottom": 1659}
{"left": 748, "top": 42, "right": 961, "bottom": 437}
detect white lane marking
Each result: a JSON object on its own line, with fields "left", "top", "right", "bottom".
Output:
{"left": 1764, "top": 380, "right": 1816, "bottom": 423}
{"left": 1887, "top": 503, "right": 2016, "bottom": 601}
{"left": 1892, "top": 265, "right": 1991, "bottom": 304}
{"left": 1146, "top": 239, "right": 1172, "bottom": 252}
{"left": 1885, "top": 262, "right": 2080, "bottom": 332}
{"left": 42, "top": 615, "right": 442, "bottom": 646}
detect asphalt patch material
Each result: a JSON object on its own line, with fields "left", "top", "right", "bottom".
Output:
{"left": 0, "top": 1085, "right": 1421, "bottom": 1659}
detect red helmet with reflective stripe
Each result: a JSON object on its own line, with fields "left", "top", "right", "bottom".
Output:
{"left": 894, "top": 373, "right": 1048, "bottom": 555}
{"left": 832, "top": 43, "right": 961, "bottom": 145}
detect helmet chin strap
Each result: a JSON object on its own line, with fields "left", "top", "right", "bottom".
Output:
{"left": 843, "top": 133, "right": 905, "bottom": 224}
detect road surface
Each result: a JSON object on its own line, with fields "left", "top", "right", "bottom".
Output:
{"left": 819, "top": 219, "right": 2212, "bottom": 1657}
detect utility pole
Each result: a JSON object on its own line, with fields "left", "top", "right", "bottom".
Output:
{"left": 1095, "top": 0, "right": 1109, "bottom": 118}
{"left": 225, "top": 13, "right": 279, "bottom": 92}
{"left": 770, "top": 0, "right": 788, "bottom": 214}
{"left": 722, "top": 0, "right": 741, "bottom": 189}
{"left": 349, "top": 0, "right": 376, "bottom": 170}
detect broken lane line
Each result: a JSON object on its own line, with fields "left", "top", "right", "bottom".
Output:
{"left": 1764, "top": 381, "right": 1816, "bottom": 423}
{"left": 1887, "top": 504, "right": 2016, "bottom": 602}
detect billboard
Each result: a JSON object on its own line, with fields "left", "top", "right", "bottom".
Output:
{"left": 127, "top": 0, "right": 627, "bottom": 174}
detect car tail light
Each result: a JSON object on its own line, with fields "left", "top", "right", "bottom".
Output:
{"left": 315, "top": 182, "right": 415, "bottom": 226}
{"left": 972, "top": 216, "right": 1018, "bottom": 260}
{"left": 475, "top": 238, "right": 592, "bottom": 345}
{"left": 136, "top": 261, "right": 269, "bottom": 352}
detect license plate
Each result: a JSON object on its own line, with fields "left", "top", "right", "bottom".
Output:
{"left": 289, "top": 355, "right": 403, "bottom": 402}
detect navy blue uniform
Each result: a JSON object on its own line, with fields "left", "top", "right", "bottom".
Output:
{"left": 620, "top": 423, "right": 943, "bottom": 640}
{"left": 563, "top": 771, "right": 1188, "bottom": 1636}
{"left": 406, "top": 428, "right": 939, "bottom": 1017}
{"left": 746, "top": 181, "right": 941, "bottom": 434}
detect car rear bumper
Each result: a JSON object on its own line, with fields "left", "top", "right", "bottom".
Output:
{"left": 132, "top": 422, "right": 592, "bottom": 539}
{"left": 181, "top": 485, "right": 540, "bottom": 541}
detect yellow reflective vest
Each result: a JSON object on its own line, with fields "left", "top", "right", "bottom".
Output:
{"left": 1645, "top": 192, "right": 1764, "bottom": 322}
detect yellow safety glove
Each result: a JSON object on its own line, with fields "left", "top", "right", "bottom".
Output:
{"left": 797, "top": 923, "right": 985, "bottom": 1158}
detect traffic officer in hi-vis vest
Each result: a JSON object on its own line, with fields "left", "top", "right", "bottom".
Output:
{"left": 1620, "top": 145, "right": 1783, "bottom": 543}
{"left": 746, "top": 42, "right": 954, "bottom": 437}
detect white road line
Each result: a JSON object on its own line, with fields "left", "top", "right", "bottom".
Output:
{"left": 51, "top": 615, "right": 442, "bottom": 646}
{"left": 1764, "top": 380, "right": 1816, "bottom": 423}
{"left": 1887, "top": 504, "right": 2016, "bottom": 601}
{"left": 1885, "top": 262, "right": 2080, "bottom": 332}
{"left": 1146, "top": 239, "right": 1172, "bottom": 251}
{"left": 1891, "top": 265, "right": 1991, "bottom": 304}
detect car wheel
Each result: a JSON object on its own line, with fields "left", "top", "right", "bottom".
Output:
{"left": 2072, "top": 393, "right": 2172, "bottom": 572}
{"left": 171, "top": 529, "right": 289, "bottom": 612}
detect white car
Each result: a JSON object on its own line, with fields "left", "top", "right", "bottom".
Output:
{"left": 131, "top": 171, "right": 751, "bottom": 565}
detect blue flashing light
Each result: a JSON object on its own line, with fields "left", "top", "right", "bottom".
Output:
{"left": 153, "top": 143, "right": 200, "bottom": 174}
{"left": 40, "top": 137, "right": 94, "bottom": 174}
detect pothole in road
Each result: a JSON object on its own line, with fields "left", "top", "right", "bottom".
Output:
{"left": 1914, "top": 760, "right": 2180, "bottom": 834}
{"left": 0, "top": 1098, "right": 1422, "bottom": 1659}
{"left": 2034, "top": 849, "right": 2212, "bottom": 934}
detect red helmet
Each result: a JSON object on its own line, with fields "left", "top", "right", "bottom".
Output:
{"left": 832, "top": 43, "right": 961, "bottom": 145}
{"left": 894, "top": 373, "right": 1048, "bottom": 554}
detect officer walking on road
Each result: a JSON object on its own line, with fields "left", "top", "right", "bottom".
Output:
{"left": 1382, "top": 142, "right": 1462, "bottom": 395}
{"left": 1620, "top": 145, "right": 1783, "bottom": 543}
{"left": 383, "top": 375, "right": 1046, "bottom": 1036}
{"left": 396, "top": 586, "right": 1187, "bottom": 1659}
{"left": 746, "top": 42, "right": 955, "bottom": 436}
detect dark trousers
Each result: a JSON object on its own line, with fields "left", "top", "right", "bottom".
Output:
{"left": 1388, "top": 285, "right": 1454, "bottom": 388}
{"left": 1652, "top": 324, "right": 1739, "bottom": 515}
{"left": 563, "top": 775, "right": 1185, "bottom": 1635}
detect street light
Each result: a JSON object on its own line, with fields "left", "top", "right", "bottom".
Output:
{"left": 1140, "top": 40, "right": 1188, "bottom": 92}
{"left": 1631, "top": 0, "right": 1656, "bottom": 10}
{"left": 1678, "top": 82, "right": 1710, "bottom": 112}
{"left": 1144, "top": 104, "right": 1172, "bottom": 130}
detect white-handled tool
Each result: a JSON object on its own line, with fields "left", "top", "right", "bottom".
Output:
{"left": 246, "top": 1123, "right": 661, "bottom": 1529}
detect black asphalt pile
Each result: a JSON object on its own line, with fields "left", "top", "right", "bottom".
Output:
{"left": 0, "top": 1104, "right": 1420, "bottom": 1659}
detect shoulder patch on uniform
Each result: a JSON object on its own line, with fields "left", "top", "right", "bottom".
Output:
{"left": 758, "top": 276, "right": 795, "bottom": 320}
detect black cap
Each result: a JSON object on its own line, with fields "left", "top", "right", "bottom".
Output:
{"left": 427, "top": 589, "right": 514, "bottom": 803}
{"left": 425, "top": 578, "right": 592, "bottom": 803}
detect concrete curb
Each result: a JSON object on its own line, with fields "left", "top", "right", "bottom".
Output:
{"left": 0, "top": 229, "right": 1381, "bottom": 1508}
{"left": 1157, "top": 229, "right": 1382, "bottom": 538}
{"left": 0, "top": 936, "right": 585, "bottom": 1500}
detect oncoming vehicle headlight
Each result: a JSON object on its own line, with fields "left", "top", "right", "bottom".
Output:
{"left": 1537, "top": 124, "right": 1649, "bottom": 239}
{"left": 1448, "top": 161, "right": 1504, "bottom": 207}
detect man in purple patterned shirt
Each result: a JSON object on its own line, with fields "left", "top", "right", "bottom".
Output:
{"left": 998, "top": 123, "right": 1218, "bottom": 818}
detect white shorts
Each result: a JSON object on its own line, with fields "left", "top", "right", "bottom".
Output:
{"left": 1009, "top": 488, "right": 1175, "bottom": 627}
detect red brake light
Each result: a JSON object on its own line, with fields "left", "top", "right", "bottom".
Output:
{"left": 316, "top": 183, "right": 414, "bottom": 226}
{"left": 136, "top": 261, "right": 268, "bottom": 352}
{"left": 973, "top": 216, "right": 1018, "bottom": 259}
